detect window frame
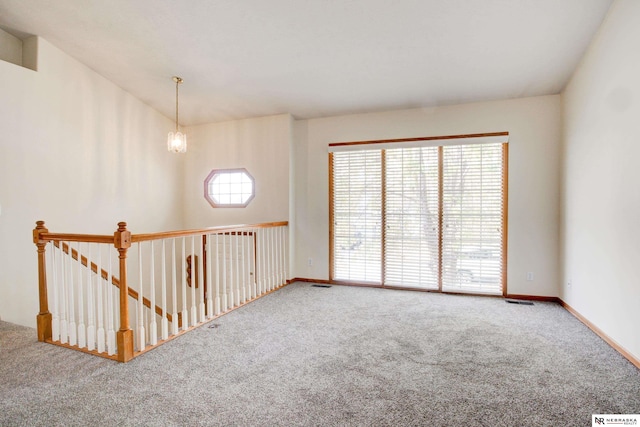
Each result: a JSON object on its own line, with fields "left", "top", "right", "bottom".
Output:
{"left": 329, "top": 132, "right": 509, "bottom": 296}
{"left": 204, "top": 168, "right": 255, "bottom": 208}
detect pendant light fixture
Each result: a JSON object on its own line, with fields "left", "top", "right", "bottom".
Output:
{"left": 167, "top": 76, "right": 187, "bottom": 153}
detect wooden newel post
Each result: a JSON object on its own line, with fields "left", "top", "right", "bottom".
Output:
{"left": 33, "top": 221, "right": 52, "bottom": 342}
{"left": 114, "top": 222, "right": 134, "bottom": 362}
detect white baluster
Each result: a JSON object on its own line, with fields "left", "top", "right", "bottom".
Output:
{"left": 273, "top": 227, "right": 282, "bottom": 288}
{"left": 215, "top": 233, "right": 221, "bottom": 315}
{"left": 273, "top": 228, "right": 278, "bottom": 287}
{"left": 263, "top": 230, "right": 268, "bottom": 293}
{"left": 113, "top": 264, "right": 120, "bottom": 343}
{"left": 198, "top": 235, "right": 205, "bottom": 322}
{"left": 171, "top": 238, "right": 179, "bottom": 336}
{"left": 249, "top": 229, "right": 259, "bottom": 298}
{"left": 67, "top": 243, "right": 77, "bottom": 346}
{"left": 258, "top": 230, "right": 264, "bottom": 295}
{"left": 229, "top": 233, "right": 236, "bottom": 308}
{"left": 107, "top": 247, "right": 116, "bottom": 356}
{"left": 282, "top": 226, "right": 289, "bottom": 283}
{"left": 149, "top": 241, "right": 158, "bottom": 346}
{"left": 272, "top": 228, "right": 278, "bottom": 288}
{"left": 96, "top": 244, "right": 105, "bottom": 353}
{"left": 284, "top": 226, "right": 289, "bottom": 285}
{"left": 86, "top": 244, "right": 95, "bottom": 350}
{"left": 267, "top": 228, "right": 273, "bottom": 292}
{"left": 275, "top": 227, "right": 280, "bottom": 287}
{"left": 229, "top": 233, "right": 234, "bottom": 307}
{"left": 181, "top": 237, "right": 189, "bottom": 330}
{"left": 234, "top": 233, "right": 240, "bottom": 306}
{"left": 59, "top": 243, "right": 68, "bottom": 344}
{"left": 267, "top": 228, "right": 272, "bottom": 292}
{"left": 222, "top": 233, "right": 228, "bottom": 312}
{"left": 50, "top": 243, "right": 60, "bottom": 341}
{"left": 258, "top": 232, "right": 268, "bottom": 295}
{"left": 277, "top": 228, "right": 282, "bottom": 286}
{"left": 137, "top": 243, "right": 145, "bottom": 350}
{"left": 161, "top": 239, "right": 169, "bottom": 340}
{"left": 280, "top": 226, "right": 286, "bottom": 286}
{"left": 190, "top": 236, "right": 197, "bottom": 326}
{"left": 283, "top": 226, "right": 287, "bottom": 285}
{"left": 272, "top": 228, "right": 277, "bottom": 288}
{"left": 240, "top": 231, "right": 245, "bottom": 304}
{"left": 272, "top": 227, "right": 278, "bottom": 288}
{"left": 245, "top": 232, "right": 251, "bottom": 300}
{"left": 263, "top": 230, "right": 269, "bottom": 292}
{"left": 206, "top": 234, "right": 213, "bottom": 319}
{"left": 255, "top": 232, "right": 261, "bottom": 296}
{"left": 76, "top": 242, "right": 86, "bottom": 348}
{"left": 241, "top": 230, "right": 247, "bottom": 304}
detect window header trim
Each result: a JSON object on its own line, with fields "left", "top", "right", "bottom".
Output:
{"left": 328, "top": 132, "right": 509, "bottom": 153}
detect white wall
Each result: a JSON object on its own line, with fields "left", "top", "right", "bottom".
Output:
{"left": 561, "top": 0, "right": 640, "bottom": 361}
{"left": 182, "top": 114, "right": 291, "bottom": 228}
{"left": 294, "top": 95, "right": 562, "bottom": 297}
{"left": 0, "top": 37, "right": 184, "bottom": 327}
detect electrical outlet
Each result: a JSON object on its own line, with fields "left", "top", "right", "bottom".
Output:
{"left": 308, "top": 258, "right": 313, "bottom": 266}
{"left": 526, "top": 272, "right": 534, "bottom": 281}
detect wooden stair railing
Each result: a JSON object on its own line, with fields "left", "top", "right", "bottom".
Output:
{"left": 34, "top": 220, "right": 289, "bottom": 363}
{"left": 34, "top": 221, "right": 134, "bottom": 362}
{"left": 53, "top": 241, "right": 177, "bottom": 324}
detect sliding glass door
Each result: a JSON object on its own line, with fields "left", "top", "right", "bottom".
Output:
{"left": 330, "top": 133, "right": 508, "bottom": 295}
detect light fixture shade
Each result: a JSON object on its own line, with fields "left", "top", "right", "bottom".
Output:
{"left": 167, "top": 131, "right": 187, "bottom": 153}
{"left": 168, "top": 75, "right": 186, "bottom": 153}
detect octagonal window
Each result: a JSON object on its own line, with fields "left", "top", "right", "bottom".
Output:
{"left": 204, "top": 168, "right": 255, "bottom": 208}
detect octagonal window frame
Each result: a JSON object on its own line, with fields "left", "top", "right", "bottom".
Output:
{"left": 204, "top": 168, "right": 255, "bottom": 208}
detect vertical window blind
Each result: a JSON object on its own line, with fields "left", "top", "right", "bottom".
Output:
{"left": 329, "top": 133, "right": 508, "bottom": 295}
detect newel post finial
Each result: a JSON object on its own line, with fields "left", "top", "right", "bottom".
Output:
{"left": 33, "top": 221, "right": 52, "bottom": 342}
{"left": 114, "top": 222, "right": 131, "bottom": 249}
{"left": 114, "top": 221, "right": 134, "bottom": 362}
{"left": 33, "top": 220, "right": 48, "bottom": 244}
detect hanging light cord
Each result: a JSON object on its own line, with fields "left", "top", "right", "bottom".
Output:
{"left": 173, "top": 76, "right": 183, "bottom": 133}
{"left": 175, "top": 78, "right": 180, "bottom": 133}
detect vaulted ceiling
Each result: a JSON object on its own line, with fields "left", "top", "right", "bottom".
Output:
{"left": 0, "top": 0, "right": 613, "bottom": 125}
